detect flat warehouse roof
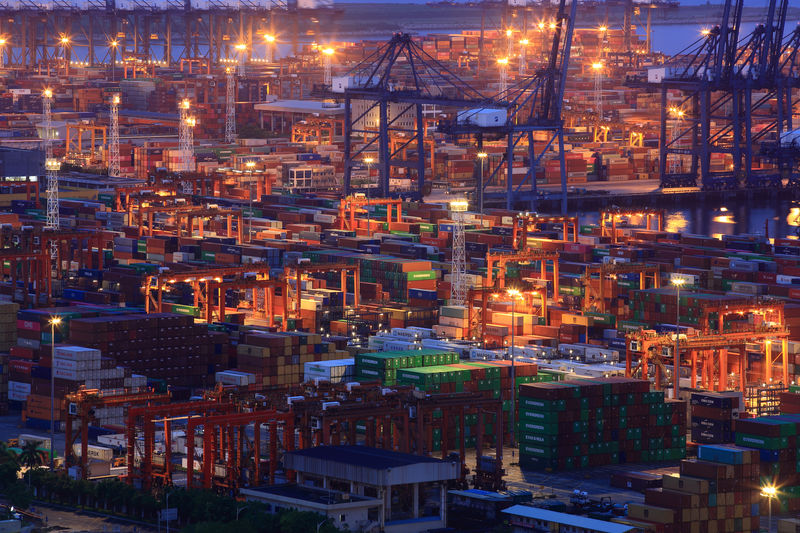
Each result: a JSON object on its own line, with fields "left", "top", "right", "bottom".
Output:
{"left": 503, "top": 505, "right": 635, "bottom": 533}
{"left": 254, "top": 100, "right": 344, "bottom": 115}
{"left": 285, "top": 445, "right": 458, "bottom": 486}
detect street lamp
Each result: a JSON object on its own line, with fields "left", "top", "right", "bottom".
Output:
{"left": 0, "top": 38, "right": 7, "bottom": 69}
{"left": 49, "top": 315, "right": 62, "bottom": 470}
{"left": 264, "top": 33, "right": 276, "bottom": 62}
{"left": 497, "top": 57, "right": 509, "bottom": 95}
{"left": 506, "top": 288, "right": 523, "bottom": 449}
{"left": 476, "top": 152, "right": 487, "bottom": 224}
{"left": 245, "top": 161, "right": 256, "bottom": 241}
{"left": 236, "top": 504, "right": 249, "bottom": 520}
{"left": 518, "top": 39, "right": 528, "bottom": 75}
{"left": 109, "top": 40, "right": 118, "bottom": 81}
{"left": 321, "top": 47, "right": 335, "bottom": 86}
{"left": 671, "top": 277, "right": 686, "bottom": 398}
{"left": 761, "top": 484, "right": 777, "bottom": 532}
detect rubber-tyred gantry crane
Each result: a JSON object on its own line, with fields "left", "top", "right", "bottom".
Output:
{"left": 338, "top": 195, "right": 403, "bottom": 233}
{"left": 600, "top": 206, "right": 664, "bottom": 243}
{"left": 485, "top": 249, "right": 560, "bottom": 296}
{"left": 625, "top": 326, "right": 790, "bottom": 402}
{"left": 144, "top": 263, "right": 281, "bottom": 323}
{"left": 512, "top": 212, "right": 579, "bottom": 248}
{"left": 283, "top": 262, "right": 361, "bottom": 325}
{"left": 64, "top": 387, "right": 171, "bottom": 480}
{"left": 582, "top": 263, "right": 661, "bottom": 313}
{"left": 135, "top": 203, "right": 243, "bottom": 242}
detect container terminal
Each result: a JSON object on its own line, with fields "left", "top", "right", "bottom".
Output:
{"left": 0, "top": 0, "right": 799, "bottom": 532}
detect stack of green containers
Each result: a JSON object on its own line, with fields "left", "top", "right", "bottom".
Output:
{"left": 518, "top": 377, "right": 687, "bottom": 471}
{"left": 355, "top": 349, "right": 458, "bottom": 385}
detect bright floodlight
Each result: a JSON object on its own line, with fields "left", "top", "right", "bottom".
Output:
{"left": 60, "top": 36, "right": 70, "bottom": 45}
{"left": 322, "top": 47, "right": 335, "bottom": 56}
{"left": 592, "top": 62, "right": 603, "bottom": 71}
{"left": 477, "top": 152, "right": 488, "bottom": 159}
{"left": 506, "top": 288, "right": 521, "bottom": 298}
{"left": 497, "top": 57, "right": 509, "bottom": 65}
{"left": 50, "top": 316, "right": 62, "bottom": 325}
{"left": 450, "top": 199, "right": 469, "bottom": 212}
{"left": 43, "top": 88, "right": 53, "bottom": 98}
{"left": 672, "top": 278, "right": 686, "bottom": 287}
{"left": 264, "top": 34, "right": 275, "bottom": 43}
{"left": 235, "top": 43, "right": 247, "bottom": 51}
{"left": 520, "top": 39, "right": 529, "bottom": 45}
{"left": 761, "top": 485, "right": 777, "bottom": 498}
{"left": 180, "top": 99, "right": 191, "bottom": 109}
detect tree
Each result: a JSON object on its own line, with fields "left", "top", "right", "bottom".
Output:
{"left": 0, "top": 441, "right": 17, "bottom": 466}
{"left": 17, "top": 441, "right": 44, "bottom": 487}
{"left": 5, "top": 482, "right": 33, "bottom": 510}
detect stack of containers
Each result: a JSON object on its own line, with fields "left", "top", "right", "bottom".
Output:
{"left": 0, "top": 302, "right": 19, "bottom": 351}
{"left": 690, "top": 391, "right": 741, "bottom": 444}
{"left": 355, "top": 349, "right": 459, "bottom": 385}
{"left": 68, "top": 314, "right": 219, "bottom": 390}
{"left": 517, "top": 378, "right": 687, "bottom": 471}
{"left": 734, "top": 415, "right": 800, "bottom": 512}
{"left": 0, "top": 353, "right": 7, "bottom": 415}
{"left": 236, "top": 331, "right": 350, "bottom": 386}
{"left": 623, "top": 444, "right": 761, "bottom": 533}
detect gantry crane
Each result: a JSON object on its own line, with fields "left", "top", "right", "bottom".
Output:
{"left": 582, "top": 263, "right": 661, "bottom": 313}
{"left": 626, "top": 326, "right": 789, "bottom": 406}
{"left": 600, "top": 206, "right": 664, "bottom": 243}
{"left": 467, "top": 283, "right": 547, "bottom": 345}
{"left": 283, "top": 262, "right": 361, "bottom": 325}
{"left": 512, "top": 212, "right": 579, "bottom": 249}
{"left": 64, "top": 387, "right": 171, "bottom": 480}
{"left": 144, "top": 263, "right": 275, "bottom": 316}
{"left": 485, "top": 249, "right": 560, "bottom": 296}
{"left": 337, "top": 195, "right": 403, "bottom": 232}
{"left": 441, "top": 0, "right": 577, "bottom": 214}
{"left": 333, "top": 33, "right": 487, "bottom": 199}
{"left": 135, "top": 203, "right": 243, "bottom": 242}
{"left": 645, "top": 0, "right": 796, "bottom": 190}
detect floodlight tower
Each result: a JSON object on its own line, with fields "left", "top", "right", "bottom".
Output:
{"left": 108, "top": 94, "right": 120, "bottom": 177}
{"left": 43, "top": 89, "right": 60, "bottom": 245}
{"left": 449, "top": 199, "right": 469, "bottom": 306}
{"left": 498, "top": 57, "right": 509, "bottom": 95}
{"left": 322, "top": 47, "right": 334, "bottom": 86}
{"left": 518, "top": 39, "right": 529, "bottom": 75}
{"left": 592, "top": 61, "right": 604, "bottom": 121}
{"left": 225, "top": 67, "right": 236, "bottom": 144}
{"left": 178, "top": 99, "right": 195, "bottom": 193}
{"left": 668, "top": 107, "right": 685, "bottom": 174}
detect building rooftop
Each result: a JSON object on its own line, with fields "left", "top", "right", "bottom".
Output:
{"left": 285, "top": 445, "right": 458, "bottom": 486}
{"left": 254, "top": 99, "right": 344, "bottom": 115}
{"left": 248, "top": 484, "right": 374, "bottom": 506}
{"left": 502, "top": 505, "right": 635, "bottom": 533}
{"left": 289, "top": 445, "right": 446, "bottom": 470}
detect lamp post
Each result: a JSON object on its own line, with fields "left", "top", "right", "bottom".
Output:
{"left": 364, "top": 157, "right": 374, "bottom": 237}
{"left": 476, "top": 152, "right": 487, "bottom": 225}
{"left": 49, "top": 315, "right": 61, "bottom": 470}
{"left": 506, "top": 288, "right": 522, "bottom": 449}
{"left": 322, "top": 47, "right": 335, "bottom": 86}
{"left": 245, "top": 161, "right": 256, "bottom": 242}
{"left": 264, "top": 34, "right": 275, "bottom": 62}
{"left": 761, "top": 484, "right": 777, "bottom": 532}
{"left": 518, "top": 39, "right": 528, "bottom": 76}
{"left": 497, "top": 57, "right": 509, "bottom": 95}
{"left": 671, "top": 277, "right": 685, "bottom": 398}
{"left": 236, "top": 504, "right": 248, "bottom": 521}
{"left": 109, "top": 39, "right": 118, "bottom": 81}
{"left": 0, "top": 38, "right": 7, "bottom": 69}
{"left": 591, "top": 61, "right": 604, "bottom": 122}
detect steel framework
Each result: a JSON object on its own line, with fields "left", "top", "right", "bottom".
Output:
{"left": 625, "top": 326, "right": 790, "bottom": 404}
{"left": 582, "top": 263, "right": 661, "bottom": 313}
{"left": 336, "top": 33, "right": 487, "bottom": 199}
{"left": 648, "top": 0, "right": 798, "bottom": 190}
{"left": 442, "top": 0, "right": 576, "bottom": 214}
{"left": 485, "top": 249, "right": 560, "bottom": 296}
{"left": 512, "top": 213, "right": 579, "bottom": 249}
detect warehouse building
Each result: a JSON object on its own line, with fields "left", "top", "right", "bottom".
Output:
{"left": 249, "top": 445, "right": 458, "bottom": 533}
{"left": 502, "top": 505, "right": 636, "bottom": 533}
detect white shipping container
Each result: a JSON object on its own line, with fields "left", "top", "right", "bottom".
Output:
{"left": 456, "top": 108, "right": 507, "bottom": 127}
{"left": 54, "top": 346, "right": 101, "bottom": 361}
{"left": 9, "top": 381, "right": 31, "bottom": 393}
{"left": 19, "top": 434, "right": 51, "bottom": 450}
{"left": 303, "top": 359, "right": 354, "bottom": 383}
{"left": 72, "top": 444, "right": 114, "bottom": 462}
